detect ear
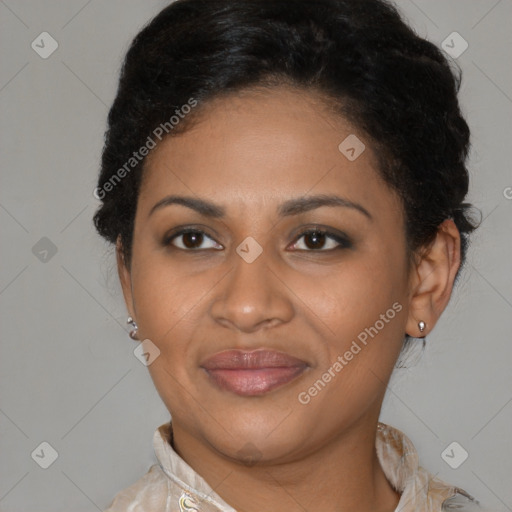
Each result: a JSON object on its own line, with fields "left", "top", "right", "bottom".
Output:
{"left": 405, "top": 219, "right": 461, "bottom": 337}
{"left": 116, "top": 235, "right": 136, "bottom": 319}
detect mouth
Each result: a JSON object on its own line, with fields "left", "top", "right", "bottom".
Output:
{"left": 200, "top": 349, "right": 309, "bottom": 396}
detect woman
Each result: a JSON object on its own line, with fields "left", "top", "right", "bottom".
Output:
{"left": 93, "top": 0, "right": 483, "bottom": 510}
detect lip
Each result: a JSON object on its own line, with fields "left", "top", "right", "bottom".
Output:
{"left": 200, "top": 349, "right": 308, "bottom": 396}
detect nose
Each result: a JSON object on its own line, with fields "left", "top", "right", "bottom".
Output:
{"left": 209, "top": 248, "right": 295, "bottom": 334}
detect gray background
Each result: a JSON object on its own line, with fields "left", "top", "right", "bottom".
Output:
{"left": 0, "top": 0, "right": 511, "bottom": 510}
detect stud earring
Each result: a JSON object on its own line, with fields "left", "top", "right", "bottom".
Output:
{"left": 127, "top": 316, "right": 138, "bottom": 340}
{"left": 418, "top": 320, "right": 426, "bottom": 333}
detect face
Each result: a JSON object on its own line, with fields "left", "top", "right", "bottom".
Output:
{"left": 119, "top": 86, "right": 414, "bottom": 463}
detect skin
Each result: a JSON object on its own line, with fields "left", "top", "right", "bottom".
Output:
{"left": 116, "top": 86, "right": 461, "bottom": 512}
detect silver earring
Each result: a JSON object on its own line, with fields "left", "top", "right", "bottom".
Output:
{"left": 127, "top": 316, "right": 138, "bottom": 340}
{"left": 418, "top": 320, "right": 426, "bottom": 333}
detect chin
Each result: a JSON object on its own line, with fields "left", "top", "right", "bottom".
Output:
{"left": 200, "top": 406, "right": 307, "bottom": 461}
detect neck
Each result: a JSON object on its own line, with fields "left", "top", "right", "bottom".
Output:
{"left": 171, "top": 413, "right": 401, "bottom": 512}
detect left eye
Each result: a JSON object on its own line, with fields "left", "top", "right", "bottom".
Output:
{"left": 290, "top": 229, "right": 351, "bottom": 251}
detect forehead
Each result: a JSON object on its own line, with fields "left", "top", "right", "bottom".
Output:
{"left": 138, "top": 86, "right": 395, "bottom": 217}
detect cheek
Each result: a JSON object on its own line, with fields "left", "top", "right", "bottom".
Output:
{"left": 130, "top": 258, "right": 209, "bottom": 349}
{"left": 304, "top": 254, "right": 407, "bottom": 338}
{"left": 129, "top": 262, "right": 205, "bottom": 412}
{"left": 300, "top": 251, "right": 409, "bottom": 405}
{"left": 295, "top": 263, "right": 407, "bottom": 430}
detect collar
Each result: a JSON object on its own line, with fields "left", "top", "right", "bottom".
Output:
{"left": 153, "top": 422, "right": 237, "bottom": 510}
{"left": 152, "top": 421, "right": 475, "bottom": 511}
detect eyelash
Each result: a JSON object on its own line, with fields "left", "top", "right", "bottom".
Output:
{"left": 163, "top": 227, "right": 352, "bottom": 252}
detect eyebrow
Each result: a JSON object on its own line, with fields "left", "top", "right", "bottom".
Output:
{"left": 148, "top": 194, "right": 372, "bottom": 220}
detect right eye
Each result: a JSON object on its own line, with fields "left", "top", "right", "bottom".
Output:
{"left": 163, "top": 229, "right": 223, "bottom": 251}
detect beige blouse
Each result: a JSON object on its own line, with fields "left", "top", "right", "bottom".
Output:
{"left": 104, "top": 422, "right": 482, "bottom": 511}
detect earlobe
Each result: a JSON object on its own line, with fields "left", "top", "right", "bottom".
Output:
{"left": 405, "top": 219, "right": 461, "bottom": 337}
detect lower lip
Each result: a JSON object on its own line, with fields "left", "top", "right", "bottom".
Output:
{"left": 203, "top": 367, "right": 307, "bottom": 396}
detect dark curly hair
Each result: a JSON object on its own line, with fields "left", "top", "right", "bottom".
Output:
{"left": 93, "top": 0, "right": 478, "bottom": 300}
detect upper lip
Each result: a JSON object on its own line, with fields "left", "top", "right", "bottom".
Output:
{"left": 200, "top": 349, "right": 308, "bottom": 370}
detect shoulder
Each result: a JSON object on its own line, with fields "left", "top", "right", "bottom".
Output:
{"left": 103, "top": 463, "right": 169, "bottom": 512}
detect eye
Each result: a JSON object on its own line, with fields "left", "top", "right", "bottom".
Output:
{"left": 164, "top": 229, "right": 223, "bottom": 250}
{"left": 289, "top": 228, "right": 352, "bottom": 251}
{"left": 163, "top": 227, "right": 351, "bottom": 252}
